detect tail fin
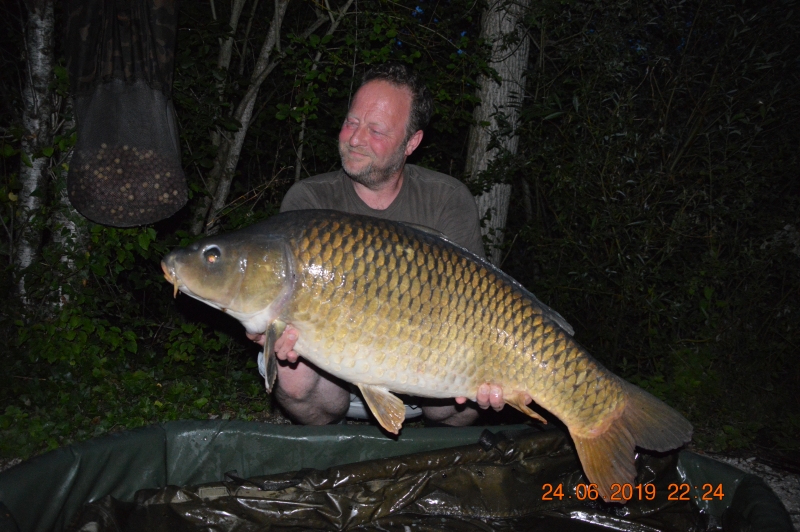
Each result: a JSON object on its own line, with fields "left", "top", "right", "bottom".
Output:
{"left": 571, "top": 381, "right": 693, "bottom": 502}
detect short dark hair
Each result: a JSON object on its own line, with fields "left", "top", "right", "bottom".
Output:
{"left": 360, "top": 63, "right": 434, "bottom": 139}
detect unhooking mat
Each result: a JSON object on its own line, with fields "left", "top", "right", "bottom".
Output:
{"left": 0, "top": 422, "right": 793, "bottom": 531}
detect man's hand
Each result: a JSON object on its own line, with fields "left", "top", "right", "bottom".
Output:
{"left": 246, "top": 332, "right": 266, "bottom": 346}
{"left": 455, "top": 385, "right": 533, "bottom": 411}
{"left": 246, "top": 325, "right": 300, "bottom": 363}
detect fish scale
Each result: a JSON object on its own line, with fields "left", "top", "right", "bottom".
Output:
{"left": 295, "top": 215, "right": 601, "bottom": 410}
{"left": 162, "top": 209, "right": 692, "bottom": 501}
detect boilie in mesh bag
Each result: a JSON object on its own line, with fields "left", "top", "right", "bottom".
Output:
{"left": 69, "top": 80, "right": 186, "bottom": 226}
{"left": 65, "top": 0, "right": 187, "bottom": 227}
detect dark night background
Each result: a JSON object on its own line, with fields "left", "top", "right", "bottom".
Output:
{"left": 0, "top": 0, "right": 798, "bottom": 463}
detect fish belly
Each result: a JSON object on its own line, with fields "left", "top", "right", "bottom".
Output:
{"left": 291, "top": 321, "right": 482, "bottom": 399}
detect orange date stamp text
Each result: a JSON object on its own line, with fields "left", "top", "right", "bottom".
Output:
{"left": 541, "top": 483, "right": 726, "bottom": 502}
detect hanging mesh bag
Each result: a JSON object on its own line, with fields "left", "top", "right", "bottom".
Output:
{"left": 65, "top": 0, "right": 187, "bottom": 227}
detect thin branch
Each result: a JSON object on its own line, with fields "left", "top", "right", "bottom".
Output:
{"left": 294, "top": 0, "right": 356, "bottom": 182}
{"left": 238, "top": 0, "right": 261, "bottom": 75}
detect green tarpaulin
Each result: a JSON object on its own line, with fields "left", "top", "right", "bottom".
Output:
{"left": 0, "top": 422, "right": 793, "bottom": 531}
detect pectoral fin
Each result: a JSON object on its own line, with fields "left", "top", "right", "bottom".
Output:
{"left": 357, "top": 384, "right": 406, "bottom": 434}
{"left": 263, "top": 320, "right": 287, "bottom": 393}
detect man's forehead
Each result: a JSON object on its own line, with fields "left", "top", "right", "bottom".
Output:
{"left": 349, "top": 81, "right": 412, "bottom": 119}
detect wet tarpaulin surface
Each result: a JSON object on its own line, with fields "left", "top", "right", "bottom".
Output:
{"left": 67, "top": 427, "right": 792, "bottom": 531}
{"left": 0, "top": 422, "right": 793, "bottom": 532}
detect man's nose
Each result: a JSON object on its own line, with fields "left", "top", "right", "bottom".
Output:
{"left": 348, "top": 124, "right": 367, "bottom": 147}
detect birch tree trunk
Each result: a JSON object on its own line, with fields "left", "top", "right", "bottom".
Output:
{"left": 16, "top": 0, "right": 55, "bottom": 298}
{"left": 51, "top": 102, "right": 87, "bottom": 307}
{"left": 465, "top": 0, "right": 531, "bottom": 266}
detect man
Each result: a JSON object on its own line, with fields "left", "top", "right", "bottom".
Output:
{"left": 249, "top": 63, "right": 526, "bottom": 426}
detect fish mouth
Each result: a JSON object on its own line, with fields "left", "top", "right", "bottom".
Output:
{"left": 161, "top": 260, "right": 181, "bottom": 298}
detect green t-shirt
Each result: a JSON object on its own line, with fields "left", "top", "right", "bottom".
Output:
{"left": 280, "top": 164, "right": 485, "bottom": 258}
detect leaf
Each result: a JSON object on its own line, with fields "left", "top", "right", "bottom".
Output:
{"left": 1, "top": 144, "right": 16, "bottom": 158}
{"left": 275, "top": 104, "right": 290, "bottom": 120}
{"left": 217, "top": 116, "right": 242, "bottom": 132}
{"left": 137, "top": 233, "right": 151, "bottom": 251}
{"left": 543, "top": 112, "right": 565, "bottom": 120}
{"left": 41, "top": 146, "right": 54, "bottom": 157}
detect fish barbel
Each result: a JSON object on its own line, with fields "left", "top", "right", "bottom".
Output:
{"left": 161, "top": 210, "right": 692, "bottom": 500}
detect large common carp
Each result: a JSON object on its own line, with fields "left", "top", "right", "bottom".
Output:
{"left": 161, "top": 210, "right": 692, "bottom": 500}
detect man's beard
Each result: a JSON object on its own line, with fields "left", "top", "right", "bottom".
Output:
{"left": 339, "top": 141, "right": 406, "bottom": 189}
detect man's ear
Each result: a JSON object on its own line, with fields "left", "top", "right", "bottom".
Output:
{"left": 404, "top": 130, "right": 424, "bottom": 156}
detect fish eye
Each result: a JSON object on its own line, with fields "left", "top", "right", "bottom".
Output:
{"left": 203, "top": 246, "right": 221, "bottom": 264}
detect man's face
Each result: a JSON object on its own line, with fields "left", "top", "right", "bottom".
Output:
{"left": 338, "top": 80, "right": 415, "bottom": 189}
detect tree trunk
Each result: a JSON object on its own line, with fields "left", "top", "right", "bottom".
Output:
{"left": 189, "top": 0, "right": 344, "bottom": 235}
{"left": 16, "top": 0, "right": 55, "bottom": 298}
{"left": 465, "top": 0, "right": 531, "bottom": 266}
{"left": 190, "top": 0, "right": 290, "bottom": 235}
{"left": 217, "top": 0, "right": 248, "bottom": 72}
{"left": 51, "top": 97, "right": 85, "bottom": 303}
{"left": 210, "top": 0, "right": 248, "bottom": 149}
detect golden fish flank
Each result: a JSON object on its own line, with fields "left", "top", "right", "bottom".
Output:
{"left": 161, "top": 210, "right": 692, "bottom": 501}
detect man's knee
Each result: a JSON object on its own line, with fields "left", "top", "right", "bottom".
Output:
{"left": 275, "top": 374, "right": 315, "bottom": 402}
{"left": 273, "top": 362, "right": 350, "bottom": 424}
{"left": 422, "top": 403, "right": 479, "bottom": 427}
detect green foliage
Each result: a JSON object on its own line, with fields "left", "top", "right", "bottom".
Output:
{"left": 0, "top": 219, "right": 265, "bottom": 459}
{"left": 499, "top": 0, "right": 800, "bottom": 451}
